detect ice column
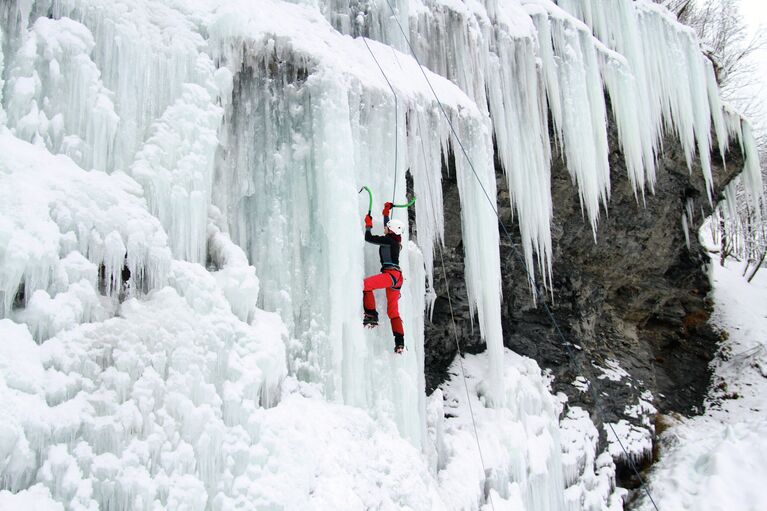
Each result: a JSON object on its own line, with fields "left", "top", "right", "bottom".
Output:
{"left": 4, "top": 16, "right": 119, "bottom": 172}
{"left": 49, "top": 0, "right": 208, "bottom": 171}
{"left": 407, "top": 107, "right": 449, "bottom": 308}
{"left": 454, "top": 118, "right": 506, "bottom": 406}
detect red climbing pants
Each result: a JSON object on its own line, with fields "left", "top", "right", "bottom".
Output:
{"left": 363, "top": 269, "right": 404, "bottom": 336}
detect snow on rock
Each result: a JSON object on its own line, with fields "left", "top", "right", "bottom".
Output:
{"left": 560, "top": 407, "right": 626, "bottom": 511}
{"left": 0, "top": 130, "right": 171, "bottom": 320}
{"left": 604, "top": 420, "right": 653, "bottom": 468}
{"left": 594, "top": 359, "right": 631, "bottom": 383}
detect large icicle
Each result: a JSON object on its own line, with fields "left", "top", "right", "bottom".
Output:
{"left": 555, "top": 0, "right": 733, "bottom": 202}
{"left": 526, "top": 2, "right": 611, "bottom": 234}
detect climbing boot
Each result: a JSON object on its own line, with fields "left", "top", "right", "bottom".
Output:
{"left": 394, "top": 334, "right": 405, "bottom": 354}
{"left": 363, "top": 309, "right": 379, "bottom": 328}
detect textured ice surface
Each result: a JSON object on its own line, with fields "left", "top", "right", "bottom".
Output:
{"left": 0, "top": 0, "right": 762, "bottom": 509}
{"left": 0, "top": 131, "right": 171, "bottom": 319}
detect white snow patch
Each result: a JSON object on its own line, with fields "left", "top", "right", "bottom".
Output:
{"left": 637, "top": 260, "right": 767, "bottom": 510}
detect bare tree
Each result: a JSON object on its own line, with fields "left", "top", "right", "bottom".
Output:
{"left": 658, "top": 0, "right": 767, "bottom": 279}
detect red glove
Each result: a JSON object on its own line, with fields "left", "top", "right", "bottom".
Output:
{"left": 364, "top": 214, "right": 373, "bottom": 228}
{"left": 383, "top": 202, "right": 393, "bottom": 216}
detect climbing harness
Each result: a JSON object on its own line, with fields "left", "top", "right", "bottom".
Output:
{"left": 379, "top": 2, "right": 661, "bottom": 509}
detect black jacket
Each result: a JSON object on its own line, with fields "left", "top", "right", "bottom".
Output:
{"left": 365, "top": 215, "right": 401, "bottom": 271}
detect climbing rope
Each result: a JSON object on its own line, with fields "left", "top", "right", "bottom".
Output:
{"left": 379, "top": 2, "right": 661, "bottom": 509}
{"left": 361, "top": 36, "right": 399, "bottom": 209}
{"left": 362, "top": 25, "right": 494, "bottom": 510}
{"left": 415, "top": 114, "right": 496, "bottom": 511}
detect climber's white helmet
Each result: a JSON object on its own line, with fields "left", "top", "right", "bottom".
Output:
{"left": 386, "top": 219, "right": 405, "bottom": 236}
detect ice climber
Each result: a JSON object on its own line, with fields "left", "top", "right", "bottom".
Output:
{"left": 363, "top": 201, "right": 406, "bottom": 354}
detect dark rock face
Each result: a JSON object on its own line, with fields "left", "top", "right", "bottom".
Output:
{"left": 424, "top": 123, "right": 742, "bottom": 449}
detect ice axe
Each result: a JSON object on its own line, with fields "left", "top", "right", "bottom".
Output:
{"left": 359, "top": 186, "right": 373, "bottom": 215}
{"left": 358, "top": 186, "right": 416, "bottom": 216}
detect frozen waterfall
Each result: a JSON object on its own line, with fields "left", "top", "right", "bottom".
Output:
{"left": 0, "top": 0, "right": 762, "bottom": 510}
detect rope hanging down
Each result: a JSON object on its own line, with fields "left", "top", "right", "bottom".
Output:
{"left": 361, "top": 22, "right": 495, "bottom": 511}
{"left": 360, "top": 36, "right": 399, "bottom": 209}
{"left": 380, "top": 1, "right": 661, "bottom": 509}
{"left": 362, "top": 26, "right": 493, "bottom": 509}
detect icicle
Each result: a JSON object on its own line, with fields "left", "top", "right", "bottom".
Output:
{"left": 527, "top": 5, "right": 611, "bottom": 235}
{"left": 555, "top": 0, "right": 730, "bottom": 202}
{"left": 452, "top": 117, "right": 505, "bottom": 406}
{"left": 487, "top": 25, "right": 553, "bottom": 289}
{"left": 740, "top": 122, "right": 764, "bottom": 217}
{"left": 408, "top": 106, "right": 447, "bottom": 307}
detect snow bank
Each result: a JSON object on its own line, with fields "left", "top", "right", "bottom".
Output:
{"left": 637, "top": 261, "right": 767, "bottom": 511}
{"left": 433, "top": 350, "right": 623, "bottom": 510}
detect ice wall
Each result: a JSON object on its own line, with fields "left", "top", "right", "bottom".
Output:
{"left": 0, "top": 132, "right": 171, "bottom": 321}
{"left": 208, "top": 0, "right": 506, "bottom": 424}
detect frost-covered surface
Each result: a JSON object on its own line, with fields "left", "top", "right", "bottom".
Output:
{"left": 636, "top": 260, "right": 767, "bottom": 511}
{"left": 433, "top": 351, "right": 625, "bottom": 510}
{"left": 0, "top": 0, "right": 763, "bottom": 509}
{"left": 0, "top": 130, "right": 171, "bottom": 321}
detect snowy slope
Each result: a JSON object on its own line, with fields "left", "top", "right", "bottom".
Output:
{"left": 635, "top": 258, "right": 767, "bottom": 511}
